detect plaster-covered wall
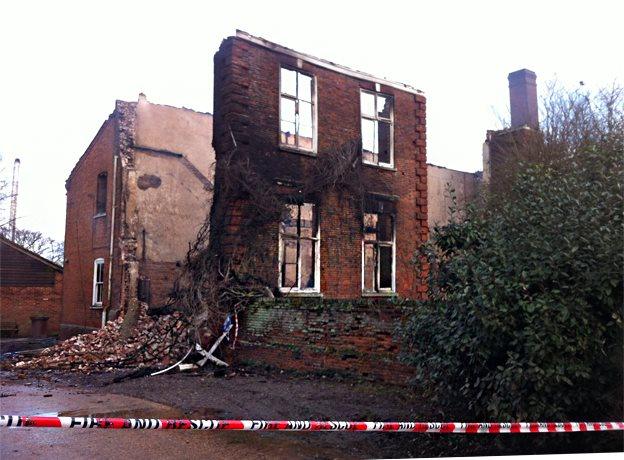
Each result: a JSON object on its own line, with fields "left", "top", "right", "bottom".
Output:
{"left": 131, "top": 99, "right": 214, "bottom": 264}
{"left": 427, "top": 164, "right": 480, "bottom": 229}
{"left": 135, "top": 97, "right": 214, "bottom": 176}
{"left": 133, "top": 152, "right": 212, "bottom": 262}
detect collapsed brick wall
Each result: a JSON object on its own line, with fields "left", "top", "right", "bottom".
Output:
{"left": 484, "top": 127, "right": 539, "bottom": 186}
{"left": 1, "top": 273, "right": 63, "bottom": 337}
{"left": 236, "top": 298, "right": 414, "bottom": 382}
{"left": 62, "top": 99, "right": 214, "bottom": 337}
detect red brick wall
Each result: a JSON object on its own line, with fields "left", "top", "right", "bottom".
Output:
{"left": 1, "top": 273, "right": 63, "bottom": 337}
{"left": 213, "top": 36, "right": 428, "bottom": 299}
{"left": 61, "top": 116, "right": 119, "bottom": 338}
{"left": 235, "top": 299, "right": 413, "bottom": 382}
{"left": 140, "top": 261, "right": 179, "bottom": 308}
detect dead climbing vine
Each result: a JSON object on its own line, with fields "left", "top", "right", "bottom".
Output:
{"left": 170, "top": 138, "right": 389, "bottom": 341}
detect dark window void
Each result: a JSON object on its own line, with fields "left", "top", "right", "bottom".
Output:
{"left": 96, "top": 172, "right": 107, "bottom": 215}
{"left": 363, "top": 211, "right": 395, "bottom": 293}
{"left": 279, "top": 203, "right": 319, "bottom": 291}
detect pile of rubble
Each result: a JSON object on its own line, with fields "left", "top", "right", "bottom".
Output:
{"left": 9, "top": 305, "right": 191, "bottom": 373}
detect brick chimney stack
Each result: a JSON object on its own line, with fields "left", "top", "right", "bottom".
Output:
{"left": 508, "top": 69, "right": 538, "bottom": 129}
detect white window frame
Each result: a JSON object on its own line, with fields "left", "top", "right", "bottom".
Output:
{"left": 360, "top": 89, "right": 394, "bottom": 168}
{"left": 361, "top": 213, "right": 396, "bottom": 294}
{"left": 279, "top": 66, "right": 318, "bottom": 154}
{"left": 278, "top": 203, "right": 321, "bottom": 294}
{"left": 92, "top": 258, "right": 105, "bottom": 307}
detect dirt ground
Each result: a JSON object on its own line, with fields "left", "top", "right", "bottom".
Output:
{"left": 1, "top": 366, "right": 622, "bottom": 459}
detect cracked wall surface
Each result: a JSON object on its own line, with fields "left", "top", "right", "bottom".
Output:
{"left": 61, "top": 98, "right": 214, "bottom": 336}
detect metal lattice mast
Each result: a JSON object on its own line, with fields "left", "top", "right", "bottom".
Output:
{"left": 9, "top": 158, "right": 20, "bottom": 241}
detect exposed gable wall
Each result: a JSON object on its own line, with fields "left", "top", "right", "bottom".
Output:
{"left": 61, "top": 116, "right": 117, "bottom": 336}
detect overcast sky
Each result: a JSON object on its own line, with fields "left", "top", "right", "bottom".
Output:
{"left": 1, "top": 0, "right": 622, "bottom": 242}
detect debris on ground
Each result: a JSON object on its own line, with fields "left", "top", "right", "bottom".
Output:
{"left": 3, "top": 305, "right": 190, "bottom": 373}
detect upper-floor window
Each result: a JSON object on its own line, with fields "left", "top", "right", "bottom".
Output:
{"left": 95, "top": 172, "right": 107, "bottom": 216}
{"left": 92, "top": 258, "right": 105, "bottom": 307}
{"left": 280, "top": 67, "right": 315, "bottom": 152}
{"left": 362, "top": 211, "right": 395, "bottom": 294}
{"left": 361, "top": 90, "right": 394, "bottom": 167}
{"left": 279, "top": 203, "right": 320, "bottom": 292}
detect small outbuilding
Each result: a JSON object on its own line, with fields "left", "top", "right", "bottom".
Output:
{"left": 0, "top": 235, "right": 63, "bottom": 338}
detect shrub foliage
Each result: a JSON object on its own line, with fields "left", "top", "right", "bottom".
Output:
{"left": 403, "top": 85, "right": 623, "bottom": 420}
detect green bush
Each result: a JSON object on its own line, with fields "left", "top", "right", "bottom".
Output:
{"left": 403, "top": 89, "right": 623, "bottom": 420}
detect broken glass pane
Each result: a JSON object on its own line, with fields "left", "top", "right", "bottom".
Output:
{"left": 361, "top": 118, "right": 377, "bottom": 158}
{"left": 282, "top": 238, "right": 298, "bottom": 288}
{"left": 299, "top": 203, "right": 316, "bottom": 238}
{"left": 363, "top": 151, "right": 377, "bottom": 164}
{"left": 298, "top": 101, "right": 313, "bottom": 149}
{"left": 363, "top": 213, "right": 378, "bottom": 241}
{"left": 298, "top": 73, "right": 312, "bottom": 102}
{"left": 281, "top": 68, "right": 297, "bottom": 97}
{"left": 280, "top": 97, "right": 297, "bottom": 146}
{"left": 360, "top": 91, "right": 375, "bottom": 117}
{"left": 281, "top": 125, "right": 296, "bottom": 146}
{"left": 379, "top": 246, "right": 393, "bottom": 289}
{"left": 378, "top": 213, "right": 393, "bottom": 242}
{"left": 363, "top": 244, "right": 376, "bottom": 291}
{"left": 378, "top": 121, "right": 391, "bottom": 164}
{"left": 280, "top": 204, "right": 298, "bottom": 235}
{"left": 300, "top": 238, "right": 315, "bottom": 289}
{"left": 377, "top": 94, "right": 392, "bottom": 119}
{"left": 281, "top": 97, "right": 296, "bottom": 124}
{"left": 283, "top": 238, "right": 298, "bottom": 263}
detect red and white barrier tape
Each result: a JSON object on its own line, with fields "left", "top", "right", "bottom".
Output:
{"left": 1, "top": 416, "right": 623, "bottom": 433}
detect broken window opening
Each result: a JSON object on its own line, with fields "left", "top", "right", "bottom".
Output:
{"left": 362, "top": 212, "right": 395, "bottom": 293}
{"left": 280, "top": 67, "right": 315, "bottom": 152}
{"left": 279, "top": 203, "right": 319, "bottom": 292}
{"left": 95, "top": 172, "right": 107, "bottom": 216}
{"left": 360, "top": 90, "right": 394, "bottom": 167}
{"left": 92, "top": 258, "right": 105, "bottom": 307}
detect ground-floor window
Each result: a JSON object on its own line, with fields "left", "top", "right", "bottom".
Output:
{"left": 362, "top": 211, "right": 395, "bottom": 293}
{"left": 279, "top": 203, "right": 319, "bottom": 292}
{"left": 92, "top": 258, "right": 104, "bottom": 307}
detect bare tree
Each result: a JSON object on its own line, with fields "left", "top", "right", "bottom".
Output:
{"left": 487, "top": 82, "right": 623, "bottom": 198}
{"left": 0, "top": 226, "right": 64, "bottom": 265}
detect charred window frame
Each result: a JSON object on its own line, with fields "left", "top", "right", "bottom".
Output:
{"left": 362, "top": 208, "right": 396, "bottom": 294}
{"left": 278, "top": 203, "right": 320, "bottom": 293}
{"left": 92, "top": 258, "right": 105, "bottom": 307}
{"left": 360, "top": 90, "right": 394, "bottom": 168}
{"left": 279, "top": 67, "right": 317, "bottom": 153}
{"left": 95, "top": 172, "right": 107, "bottom": 216}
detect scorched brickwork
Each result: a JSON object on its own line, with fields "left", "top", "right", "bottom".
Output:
{"left": 212, "top": 31, "right": 428, "bottom": 299}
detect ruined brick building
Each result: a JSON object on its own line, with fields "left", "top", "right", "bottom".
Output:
{"left": 204, "top": 31, "right": 429, "bottom": 378}
{"left": 428, "top": 68, "right": 540, "bottom": 228}
{"left": 483, "top": 69, "right": 540, "bottom": 186}
{"left": 60, "top": 96, "right": 214, "bottom": 338}
{"left": 212, "top": 31, "right": 428, "bottom": 299}
{"left": 58, "top": 31, "right": 539, "bottom": 379}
